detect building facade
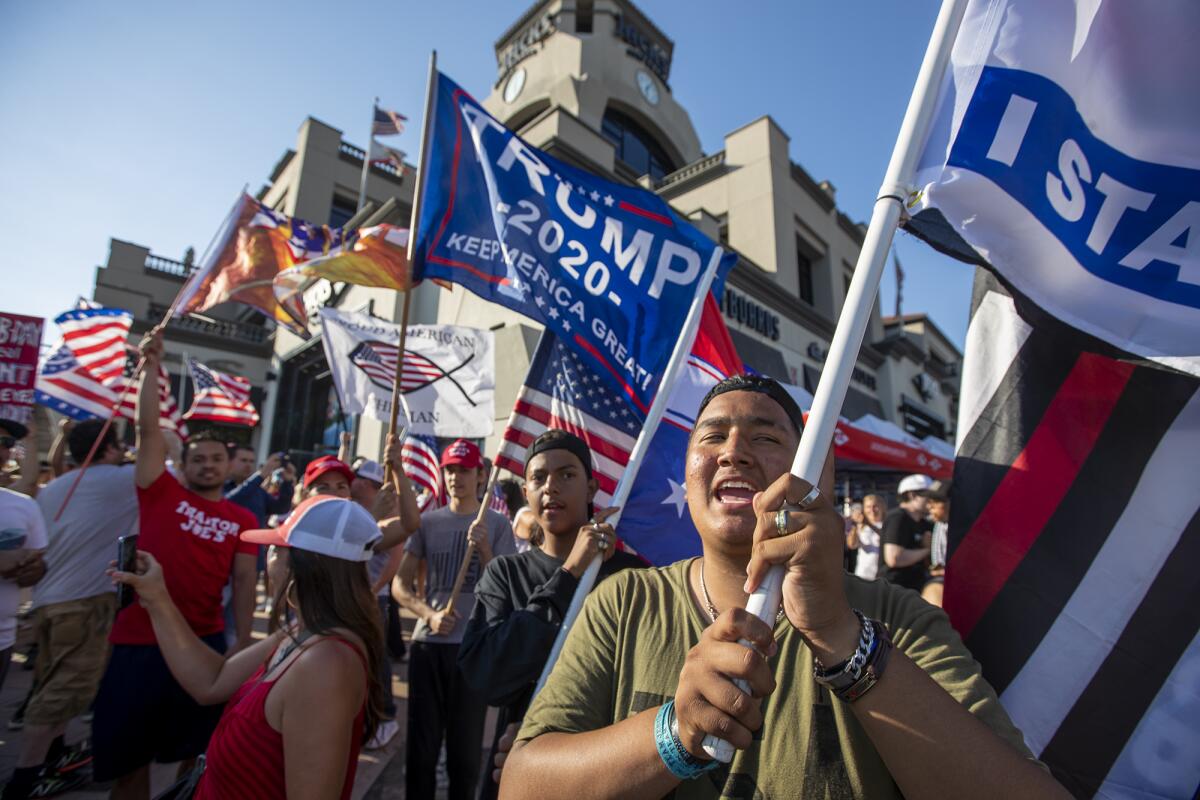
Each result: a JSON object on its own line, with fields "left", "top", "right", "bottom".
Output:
{"left": 91, "top": 0, "right": 962, "bottom": 471}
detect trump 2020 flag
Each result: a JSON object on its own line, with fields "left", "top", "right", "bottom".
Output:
{"left": 319, "top": 307, "right": 494, "bottom": 438}
{"left": 410, "top": 71, "right": 736, "bottom": 414}
{"left": 906, "top": 0, "right": 1200, "bottom": 377}
{"left": 948, "top": 270, "right": 1199, "bottom": 799}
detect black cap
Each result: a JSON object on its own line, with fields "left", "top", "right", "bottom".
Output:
{"left": 696, "top": 374, "right": 805, "bottom": 434}
{"left": 926, "top": 480, "right": 950, "bottom": 501}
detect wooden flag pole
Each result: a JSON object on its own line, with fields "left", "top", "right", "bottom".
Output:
{"left": 384, "top": 50, "right": 437, "bottom": 489}
{"left": 442, "top": 463, "right": 500, "bottom": 616}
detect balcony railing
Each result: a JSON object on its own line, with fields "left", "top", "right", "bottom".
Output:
{"left": 145, "top": 254, "right": 195, "bottom": 278}
{"left": 339, "top": 141, "right": 404, "bottom": 180}
{"left": 148, "top": 303, "right": 271, "bottom": 345}
{"left": 656, "top": 151, "right": 725, "bottom": 191}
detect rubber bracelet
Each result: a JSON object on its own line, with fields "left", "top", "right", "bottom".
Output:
{"left": 654, "top": 701, "right": 720, "bottom": 780}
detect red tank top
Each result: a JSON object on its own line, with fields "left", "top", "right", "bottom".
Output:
{"left": 194, "top": 637, "right": 368, "bottom": 800}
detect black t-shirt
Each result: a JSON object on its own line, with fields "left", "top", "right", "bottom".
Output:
{"left": 459, "top": 545, "right": 644, "bottom": 800}
{"left": 880, "top": 507, "right": 933, "bottom": 591}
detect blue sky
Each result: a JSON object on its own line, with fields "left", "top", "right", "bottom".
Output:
{"left": 1, "top": 0, "right": 972, "bottom": 349}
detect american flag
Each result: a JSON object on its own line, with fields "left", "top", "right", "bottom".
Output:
{"left": 183, "top": 358, "right": 259, "bottom": 426}
{"left": 401, "top": 433, "right": 442, "bottom": 511}
{"left": 35, "top": 343, "right": 120, "bottom": 421}
{"left": 110, "top": 348, "right": 188, "bottom": 437}
{"left": 488, "top": 482, "right": 509, "bottom": 515}
{"left": 495, "top": 333, "right": 642, "bottom": 508}
{"left": 349, "top": 341, "right": 456, "bottom": 394}
{"left": 371, "top": 105, "right": 406, "bottom": 136}
{"left": 54, "top": 307, "right": 133, "bottom": 385}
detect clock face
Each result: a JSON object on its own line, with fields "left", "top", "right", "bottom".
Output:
{"left": 636, "top": 69, "right": 659, "bottom": 105}
{"left": 504, "top": 68, "right": 526, "bottom": 104}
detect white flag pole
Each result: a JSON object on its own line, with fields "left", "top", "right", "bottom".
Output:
{"left": 532, "top": 244, "right": 728, "bottom": 696}
{"left": 701, "top": 0, "right": 971, "bottom": 762}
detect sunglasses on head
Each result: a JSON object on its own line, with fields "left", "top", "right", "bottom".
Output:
{"left": 0, "top": 437, "right": 15, "bottom": 449}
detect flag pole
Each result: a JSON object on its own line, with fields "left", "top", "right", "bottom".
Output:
{"left": 700, "top": 0, "right": 971, "bottom": 762}
{"left": 357, "top": 98, "right": 378, "bottom": 213}
{"left": 532, "top": 244, "right": 728, "bottom": 696}
{"left": 54, "top": 187, "right": 248, "bottom": 522}
{"left": 384, "top": 51, "right": 437, "bottom": 488}
{"left": 443, "top": 396, "right": 526, "bottom": 616}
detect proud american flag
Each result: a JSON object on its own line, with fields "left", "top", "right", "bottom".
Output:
{"left": 183, "top": 358, "right": 259, "bottom": 426}
{"left": 349, "top": 341, "right": 458, "bottom": 394}
{"left": 495, "top": 333, "right": 642, "bottom": 508}
{"left": 53, "top": 307, "right": 133, "bottom": 385}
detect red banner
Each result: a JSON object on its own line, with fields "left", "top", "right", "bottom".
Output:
{"left": 0, "top": 312, "right": 45, "bottom": 433}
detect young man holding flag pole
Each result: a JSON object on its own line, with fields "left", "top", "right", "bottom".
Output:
{"left": 503, "top": 0, "right": 1069, "bottom": 795}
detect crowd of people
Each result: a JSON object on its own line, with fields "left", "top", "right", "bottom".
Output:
{"left": 0, "top": 328, "right": 1069, "bottom": 798}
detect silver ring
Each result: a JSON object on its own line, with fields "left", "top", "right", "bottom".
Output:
{"left": 794, "top": 486, "right": 822, "bottom": 509}
{"left": 775, "top": 508, "right": 790, "bottom": 537}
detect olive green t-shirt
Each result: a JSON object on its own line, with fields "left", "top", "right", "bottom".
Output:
{"left": 519, "top": 558, "right": 1033, "bottom": 799}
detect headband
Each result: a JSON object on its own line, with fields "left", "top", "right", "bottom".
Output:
{"left": 696, "top": 374, "right": 806, "bottom": 434}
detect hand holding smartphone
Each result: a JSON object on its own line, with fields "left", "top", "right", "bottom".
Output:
{"left": 116, "top": 534, "right": 139, "bottom": 610}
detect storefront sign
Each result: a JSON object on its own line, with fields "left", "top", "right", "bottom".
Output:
{"left": 723, "top": 288, "right": 779, "bottom": 340}
{"left": 615, "top": 14, "right": 671, "bottom": 84}
{"left": 497, "top": 11, "right": 557, "bottom": 81}
{"left": 806, "top": 341, "right": 877, "bottom": 390}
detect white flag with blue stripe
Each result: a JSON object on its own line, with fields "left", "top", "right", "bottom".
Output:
{"left": 906, "top": 0, "right": 1200, "bottom": 377}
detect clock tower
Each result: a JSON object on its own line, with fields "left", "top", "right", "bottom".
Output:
{"left": 483, "top": 0, "right": 703, "bottom": 185}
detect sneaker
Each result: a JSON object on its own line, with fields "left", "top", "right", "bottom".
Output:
{"left": 28, "top": 770, "right": 90, "bottom": 798}
{"left": 48, "top": 740, "right": 92, "bottom": 775}
{"left": 365, "top": 718, "right": 399, "bottom": 751}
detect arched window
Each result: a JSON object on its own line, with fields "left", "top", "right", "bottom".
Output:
{"left": 601, "top": 108, "right": 675, "bottom": 182}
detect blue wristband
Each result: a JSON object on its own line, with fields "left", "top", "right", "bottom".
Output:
{"left": 654, "top": 700, "right": 721, "bottom": 780}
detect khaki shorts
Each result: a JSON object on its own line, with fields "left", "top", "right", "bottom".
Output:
{"left": 25, "top": 593, "right": 116, "bottom": 726}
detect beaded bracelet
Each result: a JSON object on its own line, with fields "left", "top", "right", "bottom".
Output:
{"left": 654, "top": 700, "right": 721, "bottom": 780}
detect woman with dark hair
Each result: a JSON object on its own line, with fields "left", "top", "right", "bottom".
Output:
{"left": 458, "top": 429, "right": 644, "bottom": 798}
{"left": 110, "top": 495, "right": 386, "bottom": 800}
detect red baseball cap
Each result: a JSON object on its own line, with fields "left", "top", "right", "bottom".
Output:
{"left": 440, "top": 439, "right": 483, "bottom": 469}
{"left": 242, "top": 495, "right": 380, "bottom": 561}
{"left": 303, "top": 456, "right": 356, "bottom": 489}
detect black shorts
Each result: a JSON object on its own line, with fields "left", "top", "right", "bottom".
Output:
{"left": 92, "top": 632, "right": 227, "bottom": 781}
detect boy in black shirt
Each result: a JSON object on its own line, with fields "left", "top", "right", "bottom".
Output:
{"left": 880, "top": 473, "right": 934, "bottom": 591}
{"left": 459, "top": 430, "right": 643, "bottom": 798}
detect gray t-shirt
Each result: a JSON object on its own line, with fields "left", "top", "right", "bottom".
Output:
{"left": 34, "top": 464, "right": 138, "bottom": 608}
{"left": 404, "top": 506, "right": 514, "bottom": 644}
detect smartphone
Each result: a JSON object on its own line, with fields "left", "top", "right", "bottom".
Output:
{"left": 116, "top": 534, "right": 139, "bottom": 610}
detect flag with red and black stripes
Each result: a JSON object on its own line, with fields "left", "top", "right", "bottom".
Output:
{"left": 945, "top": 270, "right": 1200, "bottom": 799}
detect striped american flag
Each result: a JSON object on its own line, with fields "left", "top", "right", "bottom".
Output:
{"left": 183, "top": 358, "right": 259, "bottom": 426}
{"left": 371, "top": 105, "right": 406, "bottom": 136}
{"left": 495, "top": 333, "right": 641, "bottom": 509}
{"left": 54, "top": 307, "right": 133, "bottom": 385}
{"left": 35, "top": 343, "right": 119, "bottom": 421}
{"left": 946, "top": 271, "right": 1200, "bottom": 798}
{"left": 348, "top": 341, "right": 454, "bottom": 393}
{"left": 111, "top": 348, "right": 188, "bottom": 437}
{"left": 401, "top": 433, "right": 442, "bottom": 511}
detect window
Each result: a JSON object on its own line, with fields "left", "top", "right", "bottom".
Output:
{"left": 576, "top": 0, "right": 593, "bottom": 33}
{"left": 601, "top": 108, "right": 675, "bottom": 182}
{"left": 796, "top": 236, "right": 814, "bottom": 305}
{"left": 329, "top": 195, "right": 357, "bottom": 228}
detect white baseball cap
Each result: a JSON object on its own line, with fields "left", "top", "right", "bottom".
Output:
{"left": 897, "top": 474, "right": 934, "bottom": 495}
{"left": 353, "top": 458, "right": 385, "bottom": 484}
{"left": 241, "top": 495, "right": 381, "bottom": 562}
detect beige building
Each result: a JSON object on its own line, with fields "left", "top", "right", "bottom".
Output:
{"left": 92, "top": 0, "right": 961, "bottom": 470}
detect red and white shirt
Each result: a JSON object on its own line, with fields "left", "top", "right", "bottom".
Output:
{"left": 110, "top": 471, "right": 258, "bottom": 645}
